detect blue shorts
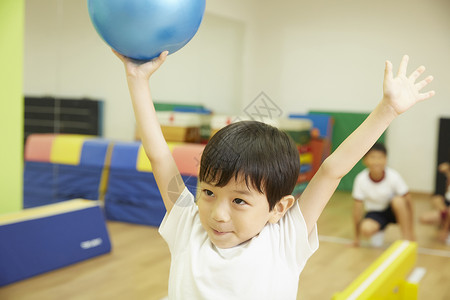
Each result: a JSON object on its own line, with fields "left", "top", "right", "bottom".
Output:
{"left": 365, "top": 205, "right": 397, "bottom": 230}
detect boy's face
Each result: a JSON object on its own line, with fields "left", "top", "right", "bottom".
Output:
{"left": 197, "top": 176, "right": 277, "bottom": 249}
{"left": 363, "top": 149, "right": 387, "bottom": 175}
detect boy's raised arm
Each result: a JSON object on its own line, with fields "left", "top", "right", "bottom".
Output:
{"left": 115, "top": 50, "right": 184, "bottom": 214}
{"left": 299, "top": 55, "right": 435, "bottom": 235}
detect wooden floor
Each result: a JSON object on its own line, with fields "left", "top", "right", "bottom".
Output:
{"left": 1, "top": 192, "right": 450, "bottom": 299}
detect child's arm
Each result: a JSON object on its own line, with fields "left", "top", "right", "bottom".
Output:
{"left": 115, "top": 50, "right": 184, "bottom": 214}
{"left": 299, "top": 55, "right": 435, "bottom": 235}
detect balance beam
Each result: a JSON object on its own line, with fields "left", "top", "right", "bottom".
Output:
{"left": 333, "top": 240, "right": 419, "bottom": 300}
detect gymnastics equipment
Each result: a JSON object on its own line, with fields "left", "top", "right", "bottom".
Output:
{"left": 278, "top": 117, "right": 313, "bottom": 195}
{"left": 173, "top": 107, "right": 212, "bottom": 144}
{"left": 157, "top": 111, "right": 203, "bottom": 143}
{"left": 0, "top": 199, "right": 111, "bottom": 286}
{"left": 152, "top": 102, "right": 211, "bottom": 143}
{"left": 23, "top": 134, "right": 111, "bottom": 208}
{"left": 104, "top": 142, "right": 204, "bottom": 226}
{"left": 289, "top": 113, "right": 333, "bottom": 177}
{"left": 88, "top": 0, "right": 206, "bottom": 60}
{"left": 333, "top": 240, "right": 423, "bottom": 300}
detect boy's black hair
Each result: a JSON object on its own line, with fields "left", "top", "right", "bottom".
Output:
{"left": 199, "top": 120, "right": 300, "bottom": 211}
{"left": 365, "top": 142, "right": 387, "bottom": 156}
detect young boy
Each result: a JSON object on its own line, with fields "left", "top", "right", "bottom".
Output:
{"left": 114, "top": 50, "right": 434, "bottom": 299}
{"left": 352, "top": 143, "right": 415, "bottom": 247}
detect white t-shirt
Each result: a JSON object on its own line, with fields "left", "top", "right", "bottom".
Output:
{"left": 159, "top": 187, "right": 319, "bottom": 300}
{"left": 352, "top": 167, "right": 409, "bottom": 212}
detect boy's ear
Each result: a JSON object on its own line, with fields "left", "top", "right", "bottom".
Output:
{"left": 268, "top": 195, "right": 295, "bottom": 224}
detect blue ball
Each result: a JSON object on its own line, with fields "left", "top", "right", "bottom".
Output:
{"left": 88, "top": 0, "right": 206, "bottom": 60}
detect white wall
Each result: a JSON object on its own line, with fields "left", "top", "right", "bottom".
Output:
{"left": 24, "top": 0, "right": 450, "bottom": 193}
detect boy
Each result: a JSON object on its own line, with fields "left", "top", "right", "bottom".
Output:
{"left": 352, "top": 143, "right": 415, "bottom": 247}
{"left": 114, "top": 50, "right": 434, "bottom": 299}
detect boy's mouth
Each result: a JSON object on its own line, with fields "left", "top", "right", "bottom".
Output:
{"left": 212, "top": 228, "right": 231, "bottom": 236}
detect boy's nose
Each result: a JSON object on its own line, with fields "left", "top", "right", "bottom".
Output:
{"left": 211, "top": 200, "right": 230, "bottom": 222}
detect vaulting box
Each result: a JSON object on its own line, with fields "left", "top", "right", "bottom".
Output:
{"left": 0, "top": 199, "right": 111, "bottom": 286}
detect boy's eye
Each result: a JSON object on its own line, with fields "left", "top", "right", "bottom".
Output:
{"left": 233, "top": 198, "right": 247, "bottom": 205}
{"left": 203, "top": 189, "right": 214, "bottom": 197}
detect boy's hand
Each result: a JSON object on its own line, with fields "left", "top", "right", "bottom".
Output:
{"left": 113, "top": 49, "right": 169, "bottom": 80}
{"left": 382, "top": 55, "right": 435, "bottom": 116}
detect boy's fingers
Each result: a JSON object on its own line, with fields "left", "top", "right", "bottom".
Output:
{"left": 415, "top": 75, "right": 434, "bottom": 91}
{"left": 417, "top": 90, "right": 436, "bottom": 102}
{"left": 397, "top": 54, "right": 409, "bottom": 77}
{"left": 384, "top": 60, "right": 393, "bottom": 80}
{"left": 409, "top": 66, "right": 425, "bottom": 82}
{"left": 157, "top": 51, "right": 169, "bottom": 61}
{"left": 152, "top": 51, "right": 169, "bottom": 66}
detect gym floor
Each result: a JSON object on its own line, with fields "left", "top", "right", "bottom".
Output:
{"left": 1, "top": 192, "right": 449, "bottom": 300}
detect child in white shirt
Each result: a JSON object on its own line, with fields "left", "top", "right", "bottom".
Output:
{"left": 352, "top": 143, "right": 415, "bottom": 247}
{"left": 114, "top": 49, "right": 434, "bottom": 299}
{"left": 160, "top": 121, "right": 318, "bottom": 299}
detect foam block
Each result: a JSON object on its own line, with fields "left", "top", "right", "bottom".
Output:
{"left": 172, "top": 144, "right": 205, "bottom": 177}
{"left": 23, "top": 135, "right": 110, "bottom": 208}
{"left": 105, "top": 142, "right": 200, "bottom": 226}
{"left": 23, "top": 162, "right": 58, "bottom": 208}
{"left": 0, "top": 200, "right": 111, "bottom": 286}
{"left": 136, "top": 145, "right": 153, "bottom": 172}
{"left": 55, "top": 139, "right": 110, "bottom": 201}
{"left": 24, "top": 134, "right": 56, "bottom": 163}
{"left": 79, "top": 139, "right": 110, "bottom": 167}
{"left": 136, "top": 143, "right": 181, "bottom": 172}
{"left": 50, "top": 134, "right": 91, "bottom": 165}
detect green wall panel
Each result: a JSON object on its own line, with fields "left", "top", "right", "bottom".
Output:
{"left": 0, "top": 0, "right": 24, "bottom": 214}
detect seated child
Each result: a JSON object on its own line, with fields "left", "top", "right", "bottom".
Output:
{"left": 420, "top": 161, "right": 450, "bottom": 243}
{"left": 114, "top": 49, "right": 434, "bottom": 299}
{"left": 352, "top": 143, "right": 415, "bottom": 247}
